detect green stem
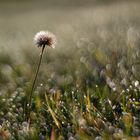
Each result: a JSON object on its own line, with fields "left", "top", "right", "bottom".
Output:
{"left": 28, "top": 45, "right": 45, "bottom": 117}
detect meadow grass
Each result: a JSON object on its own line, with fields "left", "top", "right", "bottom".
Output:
{"left": 0, "top": 1, "right": 140, "bottom": 139}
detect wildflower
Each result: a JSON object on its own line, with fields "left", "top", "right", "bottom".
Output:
{"left": 28, "top": 31, "right": 56, "bottom": 121}
{"left": 34, "top": 31, "right": 56, "bottom": 48}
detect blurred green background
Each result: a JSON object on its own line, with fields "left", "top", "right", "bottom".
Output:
{"left": 0, "top": 0, "right": 139, "bottom": 56}
{"left": 0, "top": 0, "right": 140, "bottom": 88}
{"left": 0, "top": 0, "right": 140, "bottom": 139}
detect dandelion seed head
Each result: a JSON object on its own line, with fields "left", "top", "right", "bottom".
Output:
{"left": 127, "top": 88, "right": 130, "bottom": 92}
{"left": 34, "top": 31, "right": 56, "bottom": 48}
{"left": 134, "top": 80, "right": 139, "bottom": 87}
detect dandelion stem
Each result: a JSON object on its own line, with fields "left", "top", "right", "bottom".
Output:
{"left": 28, "top": 45, "right": 45, "bottom": 117}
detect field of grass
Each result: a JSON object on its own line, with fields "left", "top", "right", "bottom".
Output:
{"left": 0, "top": 0, "right": 140, "bottom": 139}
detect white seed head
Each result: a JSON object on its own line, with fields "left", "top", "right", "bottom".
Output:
{"left": 34, "top": 31, "right": 56, "bottom": 48}
{"left": 134, "top": 80, "right": 139, "bottom": 87}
